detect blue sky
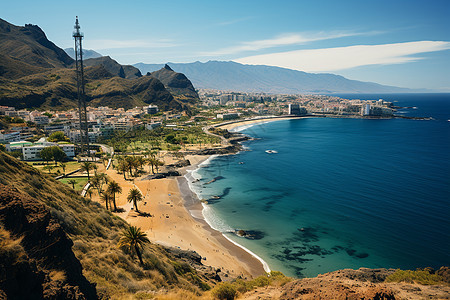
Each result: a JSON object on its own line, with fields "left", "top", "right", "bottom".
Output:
{"left": 2, "top": 0, "right": 450, "bottom": 90}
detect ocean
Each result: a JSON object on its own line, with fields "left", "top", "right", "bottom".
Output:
{"left": 187, "top": 93, "right": 450, "bottom": 278}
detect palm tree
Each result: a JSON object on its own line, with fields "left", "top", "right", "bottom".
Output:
{"left": 91, "top": 173, "right": 107, "bottom": 195}
{"left": 92, "top": 164, "right": 98, "bottom": 176}
{"left": 117, "top": 226, "right": 149, "bottom": 265}
{"left": 117, "top": 159, "right": 128, "bottom": 180}
{"left": 127, "top": 187, "right": 143, "bottom": 213}
{"left": 80, "top": 161, "right": 94, "bottom": 181}
{"left": 68, "top": 179, "right": 77, "bottom": 189}
{"left": 86, "top": 189, "right": 93, "bottom": 200}
{"left": 59, "top": 162, "right": 67, "bottom": 176}
{"left": 100, "top": 191, "right": 110, "bottom": 211}
{"left": 107, "top": 180, "right": 122, "bottom": 211}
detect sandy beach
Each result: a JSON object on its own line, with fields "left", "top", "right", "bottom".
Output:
{"left": 217, "top": 116, "right": 305, "bottom": 131}
{"left": 87, "top": 117, "right": 308, "bottom": 279}
{"left": 90, "top": 154, "right": 266, "bottom": 279}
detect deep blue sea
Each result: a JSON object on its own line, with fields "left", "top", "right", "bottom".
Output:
{"left": 188, "top": 93, "right": 450, "bottom": 278}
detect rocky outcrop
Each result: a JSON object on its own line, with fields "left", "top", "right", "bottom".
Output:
{"left": 148, "top": 64, "right": 199, "bottom": 102}
{"left": 84, "top": 56, "right": 142, "bottom": 79}
{"left": 0, "top": 184, "right": 97, "bottom": 299}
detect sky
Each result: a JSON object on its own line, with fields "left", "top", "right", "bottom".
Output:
{"left": 2, "top": 0, "right": 450, "bottom": 91}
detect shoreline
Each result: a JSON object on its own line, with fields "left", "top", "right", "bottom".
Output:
{"left": 181, "top": 157, "right": 272, "bottom": 274}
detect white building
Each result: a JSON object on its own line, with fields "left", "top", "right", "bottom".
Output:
{"left": 22, "top": 142, "right": 75, "bottom": 161}
{"left": 0, "top": 131, "right": 21, "bottom": 143}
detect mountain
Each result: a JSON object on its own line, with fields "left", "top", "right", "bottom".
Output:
{"left": 147, "top": 64, "right": 199, "bottom": 102}
{"left": 0, "top": 18, "right": 73, "bottom": 79}
{"left": 134, "top": 61, "right": 414, "bottom": 94}
{"left": 0, "top": 18, "right": 194, "bottom": 111}
{"left": 64, "top": 48, "right": 102, "bottom": 60}
{"left": 84, "top": 56, "right": 142, "bottom": 79}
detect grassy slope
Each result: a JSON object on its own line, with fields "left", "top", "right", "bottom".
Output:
{"left": 0, "top": 151, "right": 212, "bottom": 299}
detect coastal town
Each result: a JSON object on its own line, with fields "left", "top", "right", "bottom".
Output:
{"left": 0, "top": 91, "right": 397, "bottom": 158}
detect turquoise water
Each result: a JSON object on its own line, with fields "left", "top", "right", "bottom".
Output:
{"left": 189, "top": 94, "right": 450, "bottom": 278}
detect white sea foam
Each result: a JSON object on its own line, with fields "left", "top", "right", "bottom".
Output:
{"left": 222, "top": 234, "right": 271, "bottom": 273}
{"left": 184, "top": 153, "right": 271, "bottom": 274}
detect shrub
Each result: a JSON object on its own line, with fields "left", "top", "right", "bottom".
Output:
{"left": 212, "top": 282, "right": 237, "bottom": 300}
{"left": 385, "top": 269, "right": 444, "bottom": 285}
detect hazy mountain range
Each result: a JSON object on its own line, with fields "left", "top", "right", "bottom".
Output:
{"left": 64, "top": 48, "right": 102, "bottom": 60}
{"left": 135, "top": 61, "right": 423, "bottom": 94}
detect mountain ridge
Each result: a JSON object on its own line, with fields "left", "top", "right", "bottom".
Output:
{"left": 134, "top": 60, "right": 422, "bottom": 94}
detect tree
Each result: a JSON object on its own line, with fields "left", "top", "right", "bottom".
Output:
{"left": 59, "top": 162, "right": 67, "bottom": 175}
{"left": 117, "top": 159, "right": 128, "bottom": 180}
{"left": 51, "top": 146, "right": 67, "bottom": 165}
{"left": 68, "top": 179, "right": 77, "bottom": 189}
{"left": 107, "top": 180, "right": 122, "bottom": 211}
{"left": 39, "top": 147, "right": 53, "bottom": 165}
{"left": 39, "top": 146, "right": 66, "bottom": 165}
{"left": 100, "top": 191, "right": 110, "bottom": 210}
{"left": 48, "top": 131, "right": 69, "bottom": 142}
{"left": 127, "top": 188, "right": 143, "bottom": 213}
{"left": 43, "top": 165, "right": 54, "bottom": 173}
{"left": 86, "top": 188, "right": 93, "bottom": 200}
{"left": 117, "top": 226, "right": 149, "bottom": 265}
{"left": 80, "top": 161, "right": 94, "bottom": 181}
{"left": 91, "top": 173, "right": 107, "bottom": 196}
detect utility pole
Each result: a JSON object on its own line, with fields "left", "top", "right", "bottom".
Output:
{"left": 73, "top": 16, "right": 89, "bottom": 159}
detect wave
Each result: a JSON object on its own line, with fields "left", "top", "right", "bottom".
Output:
{"left": 221, "top": 233, "right": 271, "bottom": 273}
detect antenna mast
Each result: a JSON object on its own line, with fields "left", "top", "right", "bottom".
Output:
{"left": 73, "top": 16, "right": 89, "bottom": 158}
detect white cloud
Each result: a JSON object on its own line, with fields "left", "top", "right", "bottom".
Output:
{"left": 200, "top": 31, "right": 369, "bottom": 56}
{"left": 234, "top": 41, "right": 450, "bottom": 72}
{"left": 86, "top": 39, "right": 178, "bottom": 50}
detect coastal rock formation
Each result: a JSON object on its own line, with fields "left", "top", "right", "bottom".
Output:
{"left": 0, "top": 184, "right": 97, "bottom": 299}
{"left": 242, "top": 268, "right": 450, "bottom": 300}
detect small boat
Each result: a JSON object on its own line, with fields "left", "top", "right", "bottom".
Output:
{"left": 239, "top": 162, "right": 244, "bottom": 164}
{"left": 265, "top": 150, "right": 278, "bottom": 154}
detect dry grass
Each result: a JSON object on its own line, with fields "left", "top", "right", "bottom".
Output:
{"left": 0, "top": 151, "right": 213, "bottom": 299}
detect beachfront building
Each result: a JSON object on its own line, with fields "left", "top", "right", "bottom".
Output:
{"left": 288, "top": 104, "right": 307, "bottom": 115}
{"left": 217, "top": 113, "right": 239, "bottom": 120}
{"left": 22, "top": 141, "right": 75, "bottom": 161}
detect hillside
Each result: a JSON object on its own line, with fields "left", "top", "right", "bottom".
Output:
{"left": 0, "top": 19, "right": 195, "bottom": 111}
{"left": 84, "top": 56, "right": 142, "bottom": 79}
{"left": 148, "top": 64, "right": 199, "bottom": 103}
{"left": 0, "top": 151, "right": 221, "bottom": 299}
{"left": 134, "top": 61, "right": 415, "bottom": 94}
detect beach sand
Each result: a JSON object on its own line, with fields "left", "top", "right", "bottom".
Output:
{"left": 87, "top": 118, "right": 305, "bottom": 278}
{"left": 217, "top": 116, "right": 305, "bottom": 131}
{"left": 91, "top": 154, "right": 265, "bottom": 279}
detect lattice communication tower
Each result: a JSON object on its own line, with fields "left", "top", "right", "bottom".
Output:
{"left": 73, "top": 16, "right": 89, "bottom": 157}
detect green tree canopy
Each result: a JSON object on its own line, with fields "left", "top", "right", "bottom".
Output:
{"left": 48, "top": 131, "right": 70, "bottom": 142}
{"left": 117, "top": 226, "right": 149, "bottom": 265}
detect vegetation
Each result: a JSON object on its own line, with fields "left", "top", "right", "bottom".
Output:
{"left": 80, "top": 161, "right": 94, "bottom": 181}
{"left": 117, "top": 226, "right": 150, "bottom": 265}
{"left": 211, "top": 271, "right": 290, "bottom": 299}
{"left": 39, "top": 145, "right": 67, "bottom": 165}
{"left": 385, "top": 268, "right": 447, "bottom": 285}
{"left": 0, "top": 151, "right": 214, "bottom": 299}
{"left": 106, "top": 180, "right": 122, "bottom": 211}
{"left": 48, "top": 131, "right": 70, "bottom": 142}
{"left": 127, "top": 188, "right": 143, "bottom": 213}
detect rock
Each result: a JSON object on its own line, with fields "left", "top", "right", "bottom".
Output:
{"left": 0, "top": 184, "right": 97, "bottom": 299}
